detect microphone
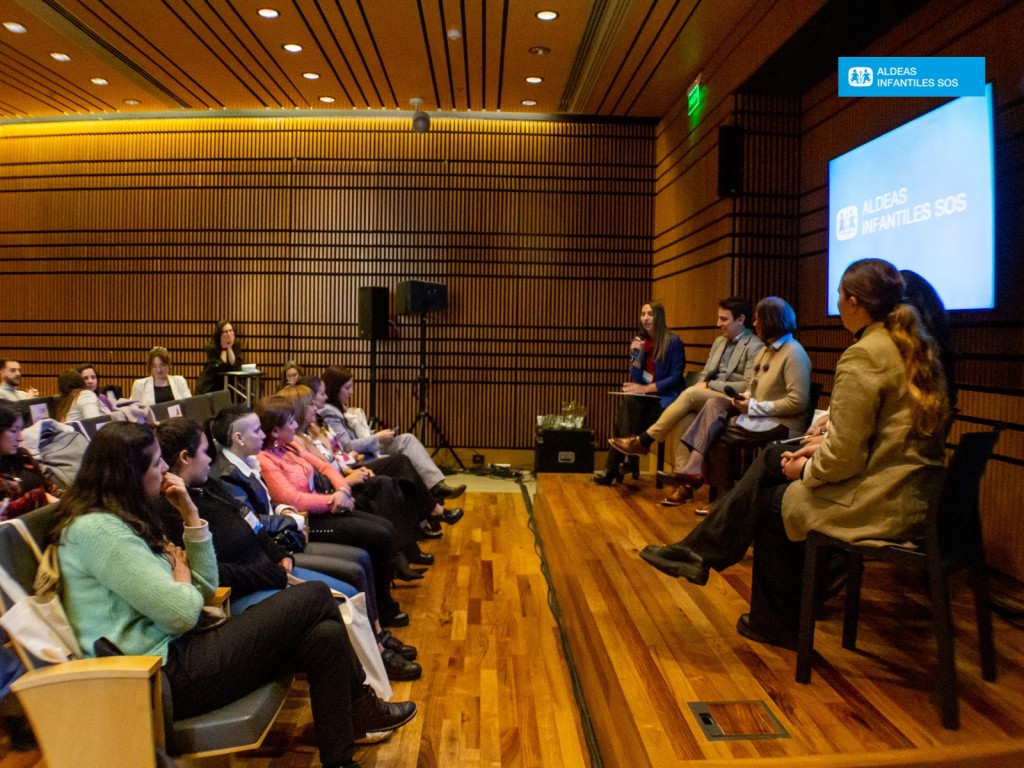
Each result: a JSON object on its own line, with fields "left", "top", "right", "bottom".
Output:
{"left": 629, "top": 328, "right": 644, "bottom": 362}
{"left": 724, "top": 385, "right": 746, "bottom": 401}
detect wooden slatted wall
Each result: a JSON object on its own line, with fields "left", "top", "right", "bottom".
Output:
{"left": 0, "top": 116, "right": 654, "bottom": 452}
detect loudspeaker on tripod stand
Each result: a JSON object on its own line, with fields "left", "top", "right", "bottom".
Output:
{"left": 396, "top": 280, "right": 447, "bottom": 314}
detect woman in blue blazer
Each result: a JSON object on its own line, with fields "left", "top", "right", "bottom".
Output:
{"left": 597, "top": 301, "right": 685, "bottom": 484}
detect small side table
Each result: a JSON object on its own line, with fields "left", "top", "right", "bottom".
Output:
{"left": 223, "top": 370, "right": 262, "bottom": 406}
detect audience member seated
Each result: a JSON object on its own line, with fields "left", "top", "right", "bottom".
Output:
{"left": 302, "top": 375, "right": 462, "bottom": 536}
{"left": 208, "top": 404, "right": 407, "bottom": 628}
{"left": 609, "top": 297, "right": 763, "bottom": 498}
{"left": 281, "top": 360, "right": 303, "bottom": 389}
{"left": 153, "top": 418, "right": 421, "bottom": 682}
{"left": 0, "top": 402, "right": 59, "bottom": 519}
{"left": 48, "top": 421, "right": 417, "bottom": 767}
{"left": 640, "top": 259, "right": 951, "bottom": 651}
{"left": 0, "top": 360, "right": 39, "bottom": 401}
{"left": 596, "top": 301, "right": 686, "bottom": 485}
{"left": 279, "top": 383, "right": 447, "bottom": 566}
{"left": 255, "top": 396, "right": 410, "bottom": 627}
{"left": 55, "top": 369, "right": 110, "bottom": 422}
{"left": 658, "top": 297, "right": 811, "bottom": 502}
{"left": 76, "top": 363, "right": 123, "bottom": 409}
{"left": 319, "top": 367, "right": 466, "bottom": 501}
{"left": 130, "top": 346, "right": 192, "bottom": 405}
{"left": 196, "top": 320, "right": 244, "bottom": 395}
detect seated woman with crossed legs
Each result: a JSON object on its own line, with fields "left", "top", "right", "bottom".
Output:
{"left": 641, "top": 259, "right": 950, "bottom": 650}
{"left": 659, "top": 297, "right": 811, "bottom": 502}
{"left": 49, "top": 421, "right": 416, "bottom": 768}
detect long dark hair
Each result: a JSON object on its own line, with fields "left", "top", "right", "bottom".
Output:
{"left": 47, "top": 422, "right": 166, "bottom": 553}
{"left": 55, "top": 369, "right": 88, "bottom": 422}
{"left": 322, "top": 366, "right": 354, "bottom": 410}
{"left": 0, "top": 401, "right": 23, "bottom": 433}
{"left": 900, "top": 269, "right": 956, "bottom": 408}
{"left": 643, "top": 302, "right": 670, "bottom": 362}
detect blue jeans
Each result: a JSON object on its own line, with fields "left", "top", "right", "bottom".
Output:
{"left": 230, "top": 567, "right": 358, "bottom": 614}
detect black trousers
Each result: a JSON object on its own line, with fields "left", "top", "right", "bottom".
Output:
{"left": 367, "top": 453, "right": 436, "bottom": 522}
{"left": 165, "top": 581, "right": 364, "bottom": 766}
{"left": 605, "top": 395, "right": 664, "bottom": 471}
{"left": 307, "top": 509, "right": 401, "bottom": 620}
{"left": 663, "top": 442, "right": 805, "bottom": 642}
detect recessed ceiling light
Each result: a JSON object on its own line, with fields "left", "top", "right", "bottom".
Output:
{"left": 90, "top": 77, "right": 109, "bottom": 86}
{"left": 536, "top": 11, "right": 559, "bottom": 21}
{"left": 50, "top": 52, "right": 71, "bottom": 62}
{"left": 3, "top": 22, "right": 27, "bottom": 34}
{"left": 521, "top": 100, "right": 537, "bottom": 107}
{"left": 283, "top": 43, "right": 302, "bottom": 53}
{"left": 302, "top": 72, "right": 320, "bottom": 80}
{"left": 123, "top": 99, "right": 140, "bottom": 106}
{"left": 529, "top": 46, "right": 551, "bottom": 55}
{"left": 525, "top": 76, "right": 543, "bottom": 84}
{"left": 257, "top": 8, "right": 280, "bottom": 18}
{"left": 319, "top": 96, "right": 335, "bottom": 103}
{"left": 447, "top": 28, "right": 461, "bottom": 41}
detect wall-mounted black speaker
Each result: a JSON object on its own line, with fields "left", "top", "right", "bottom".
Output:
{"left": 717, "top": 125, "right": 744, "bottom": 197}
{"left": 396, "top": 280, "right": 447, "bottom": 314}
{"left": 358, "top": 286, "right": 390, "bottom": 340}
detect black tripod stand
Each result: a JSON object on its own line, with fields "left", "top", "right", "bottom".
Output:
{"left": 408, "top": 311, "right": 465, "bottom": 470}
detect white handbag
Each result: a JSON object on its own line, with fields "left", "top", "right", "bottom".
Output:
{"left": 338, "top": 592, "right": 392, "bottom": 701}
{"left": 0, "top": 519, "right": 82, "bottom": 665}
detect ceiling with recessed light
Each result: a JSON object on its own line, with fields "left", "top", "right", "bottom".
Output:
{"left": 0, "top": 0, "right": 776, "bottom": 120}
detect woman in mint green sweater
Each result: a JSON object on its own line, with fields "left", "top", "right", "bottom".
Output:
{"left": 49, "top": 422, "right": 416, "bottom": 768}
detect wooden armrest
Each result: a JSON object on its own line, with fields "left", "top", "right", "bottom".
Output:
{"left": 207, "top": 586, "right": 231, "bottom": 609}
{"left": 11, "top": 655, "right": 161, "bottom": 691}
{"left": 12, "top": 656, "right": 165, "bottom": 768}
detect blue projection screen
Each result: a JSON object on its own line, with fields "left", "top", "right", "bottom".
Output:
{"left": 827, "top": 84, "right": 994, "bottom": 313}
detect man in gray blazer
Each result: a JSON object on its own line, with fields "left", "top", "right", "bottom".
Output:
{"left": 609, "top": 297, "right": 763, "bottom": 499}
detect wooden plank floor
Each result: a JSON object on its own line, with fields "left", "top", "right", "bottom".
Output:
{"left": 532, "top": 473, "right": 1024, "bottom": 768}
{"left": 0, "top": 488, "right": 591, "bottom": 768}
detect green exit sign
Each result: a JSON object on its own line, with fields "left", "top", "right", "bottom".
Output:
{"left": 687, "top": 76, "right": 703, "bottom": 116}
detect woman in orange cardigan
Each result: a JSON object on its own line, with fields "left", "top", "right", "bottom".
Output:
{"left": 255, "top": 396, "right": 412, "bottom": 626}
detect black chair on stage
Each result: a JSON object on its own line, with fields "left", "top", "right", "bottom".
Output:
{"left": 795, "top": 429, "right": 1000, "bottom": 730}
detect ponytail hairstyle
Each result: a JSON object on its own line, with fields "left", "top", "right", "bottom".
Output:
{"left": 644, "top": 302, "right": 670, "bottom": 363}
{"left": 47, "top": 422, "right": 167, "bottom": 554}
{"left": 55, "top": 369, "right": 88, "bottom": 422}
{"left": 840, "top": 259, "right": 950, "bottom": 438}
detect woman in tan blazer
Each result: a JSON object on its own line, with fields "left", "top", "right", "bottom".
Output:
{"left": 664, "top": 296, "right": 812, "bottom": 491}
{"left": 641, "top": 259, "right": 950, "bottom": 650}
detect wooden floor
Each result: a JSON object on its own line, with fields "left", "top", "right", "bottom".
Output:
{"left": 0, "top": 486, "right": 591, "bottom": 768}
{"left": 533, "top": 473, "right": 1024, "bottom": 768}
{"left": 3, "top": 474, "right": 1024, "bottom": 767}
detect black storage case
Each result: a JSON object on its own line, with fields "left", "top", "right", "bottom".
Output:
{"left": 535, "top": 429, "right": 595, "bottom": 473}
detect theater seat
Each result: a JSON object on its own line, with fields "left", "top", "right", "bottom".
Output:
{"left": 1, "top": 505, "right": 291, "bottom": 767}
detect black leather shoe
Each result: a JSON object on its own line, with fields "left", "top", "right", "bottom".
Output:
{"left": 382, "top": 648, "right": 423, "bottom": 681}
{"left": 440, "top": 507, "right": 463, "bottom": 525}
{"left": 593, "top": 470, "right": 622, "bottom": 486}
{"left": 378, "top": 629, "right": 417, "bottom": 661}
{"left": 431, "top": 481, "right": 466, "bottom": 500}
{"left": 379, "top": 610, "right": 409, "bottom": 628}
{"left": 409, "top": 550, "right": 435, "bottom": 566}
{"left": 352, "top": 685, "right": 417, "bottom": 736}
{"left": 639, "top": 545, "right": 709, "bottom": 585}
{"left": 418, "top": 526, "right": 443, "bottom": 540}
{"left": 735, "top": 614, "right": 797, "bottom": 651}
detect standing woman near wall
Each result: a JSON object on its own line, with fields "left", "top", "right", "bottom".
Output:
{"left": 196, "top": 320, "right": 244, "bottom": 395}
